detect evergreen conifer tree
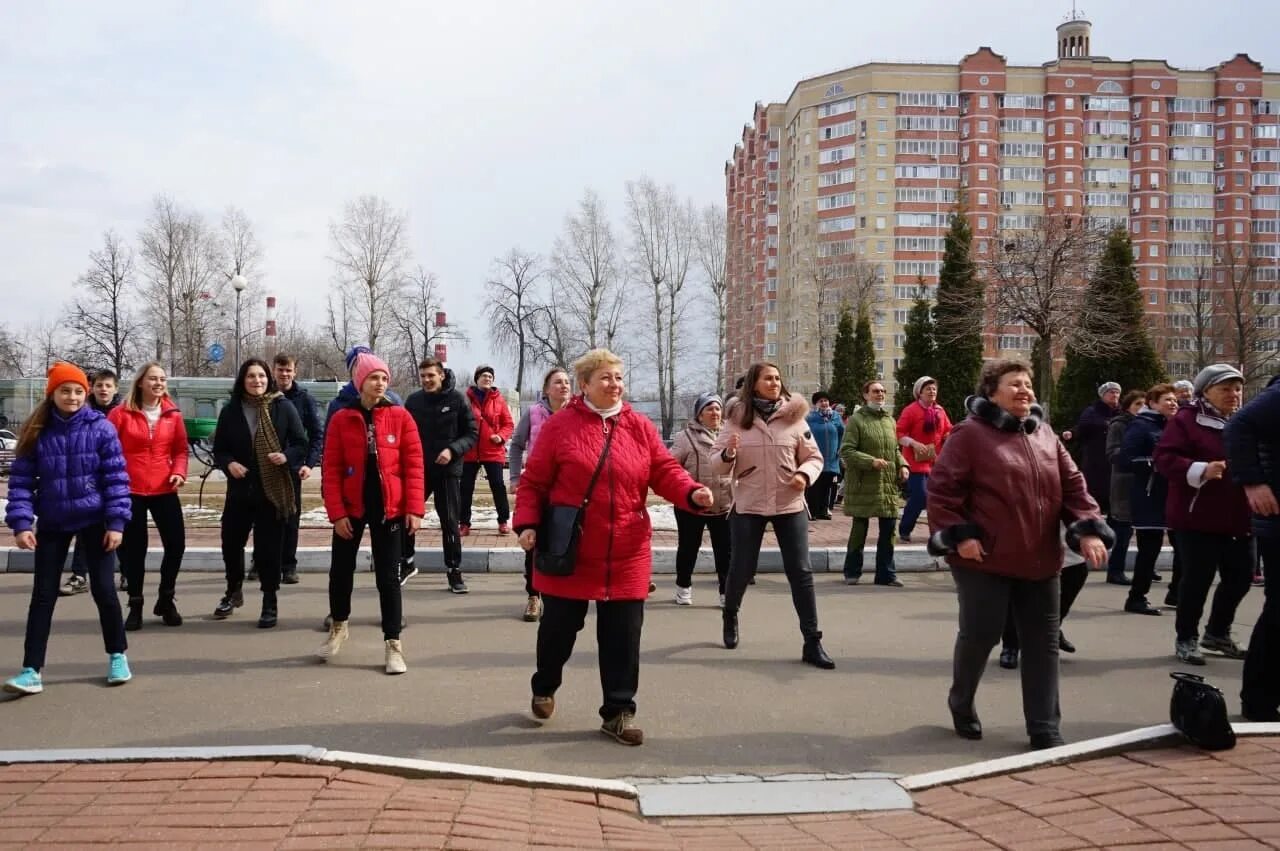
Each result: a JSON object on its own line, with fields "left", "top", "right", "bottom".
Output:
{"left": 893, "top": 281, "right": 936, "bottom": 412}
{"left": 829, "top": 306, "right": 859, "bottom": 407}
{"left": 852, "top": 308, "right": 877, "bottom": 397}
{"left": 1054, "top": 227, "right": 1166, "bottom": 429}
{"left": 931, "top": 210, "right": 984, "bottom": 423}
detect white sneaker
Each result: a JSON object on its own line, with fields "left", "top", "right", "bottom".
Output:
{"left": 317, "top": 620, "right": 349, "bottom": 661}
{"left": 385, "top": 639, "right": 407, "bottom": 674}
{"left": 719, "top": 593, "right": 726, "bottom": 609}
{"left": 673, "top": 586, "right": 693, "bottom": 606}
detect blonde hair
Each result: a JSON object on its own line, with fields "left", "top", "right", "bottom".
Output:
{"left": 124, "top": 362, "right": 170, "bottom": 412}
{"left": 573, "top": 349, "right": 623, "bottom": 389}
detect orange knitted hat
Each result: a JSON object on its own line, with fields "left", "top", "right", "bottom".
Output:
{"left": 46, "top": 362, "right": 90, "bottom": 396}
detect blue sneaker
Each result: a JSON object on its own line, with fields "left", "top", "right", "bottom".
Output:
{"left": 3, "top": 668, "right": 43, "bottom": 695}
{"left": 107, "top": 653, "right": 131, "bottom": 685}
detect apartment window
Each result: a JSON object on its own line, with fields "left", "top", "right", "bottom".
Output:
{"left": 1047, "top": 97, "right": 1056, "bottom": 111}
{"left": 1148, "top": 245, "right": 1158, "bottom": 258}
{"left": 876, "top": 240, "right": 886, "bottom": 253}
{"left": 875, "top": 216, "right": 886, "bottom": 230}
{"left": 1149, "top": 173, "right": 1159, "bottom": 188}
{"left": 877, "top": 119, "right": 888, "bottom": 133}
{"left": 1150, "top": 99, "right": 1159, "bottom": 113}
{"left": 875, "top": 191, "right": 887, "bottom": 204}
{"left": 876, "top": 168, "right": 887, "bottom": 181}
{"left": 1065, "top": 146, "right": 1074, "bottom": 159}
{"left": 1065, "top": 122, "right": 1074, "bottom": 135}
{"left": 1048, "top": 172, "right": 1056, "bottom": 184}
{"left": 877, "top": 96, "right": 887, "bottom": 109}
{"left": 876, "top": 144, "right": 887, "bottom": 157}
{"left": 1048, "top": 123, "right": 1057, "bottom": 137}
{"left": 1064, "top": 195, "right": 1074, "bottom": 207}
{"left": 1064, "top": 97, "right": 1074, "bottom": 109}
{"left": 1152, "top": 125, "right": 1160, "bottom": 137}
{"left": 1236, "top": 102, "right": 1245, "bottom": 115}
{"left": 979, "top": 95, "right": 989, "bottom": 108}
{"left": 1065, "top": 171, "right": 1074, "bottom": 184}
{"left": 977, "top": 192, "right": 988, "bottom": 205}
{"left": 803, "top": 132, "right": 811, "bottom": 145}
{"left": 978, "top": 216, "right": 988, "bottom": 229}
{"left": 1133, "top": 150, "right": 1142, "bottom": 162}
{"left": 978, "top": 167, "right": 988, "bottom": 180}
{"left": 979, "top": 119, "right": 989, "bottom": 132}
{"left": 1149, "top": 269, "right": 1159, "bottom": 282}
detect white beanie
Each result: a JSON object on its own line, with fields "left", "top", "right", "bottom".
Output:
{"left": 912, "top": 376, "right": 937, "bottom": 399}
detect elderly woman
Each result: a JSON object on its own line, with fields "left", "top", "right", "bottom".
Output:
{"left": 928, "top": 358, "right": 1111, "bottom": 750}
{"left": 516, "top": 349, "right": 712, "bottom": 746}
{"left": 712, "top": 362, "right": 833, "bottom": 669}
{"left": 211, "top": 359, "right": 308, "bottom": 628}
{"left": 1103, "top": 390, "right": 1145, "bottom": 585}
{"left": 896, "top": 376, "right": 952, "bottom": 543}
{"left": 1154, "top": 364, "right": 1253, "bottom": 666}
{"left": 840, "top": 379, "right": 909, "bottom": 587}
{"left": 1118, "top": 384, "right": 1180, "bottom": 616}
{"left": 669, "top": 392, "right": 733, "bottom": 607}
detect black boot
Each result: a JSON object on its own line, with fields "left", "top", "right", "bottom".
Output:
{"left": 257, "top": 592, "right": 278, "bottom": 629}
{"left": 722, "top": 609, "right": 739, "bottom": 649}
{"left": 802, "top": 632, "right": 835, "bottom": 669}
{"left": 125, "top": 596, "right": 144, "bottom": 632}
{"left": 153, "top": 595, "right": 183, "bottom": 627}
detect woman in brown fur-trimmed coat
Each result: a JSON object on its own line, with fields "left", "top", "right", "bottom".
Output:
{"left": 711, "top": 362, "right": 834, "bottom": 670}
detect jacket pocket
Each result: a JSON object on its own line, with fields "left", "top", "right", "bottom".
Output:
{"left": 737, "top": 466, "right": 757, "bottom": 478}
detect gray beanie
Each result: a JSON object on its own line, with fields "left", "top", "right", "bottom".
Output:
{"left": 1192, "top": 363, "right": 1244, "bottom": 396}
{"left": 912, "top": 376, "right": 937, "bottom": 399}
{"left": 693, "top": 392, "right": 723, "bottom": 421}
{"left": 1097, "top": 381, "right": 1121, "bottom": 397}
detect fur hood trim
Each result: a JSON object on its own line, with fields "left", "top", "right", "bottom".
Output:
{"left": 729, "top": 393, "right": 809, "bottom": 426}
{"left": 965, "top": 395, "right": 1045, "bottom": 434}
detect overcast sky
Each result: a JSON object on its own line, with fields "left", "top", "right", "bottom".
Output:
{"left": 2, "top": 0, "right": 1278, "bottom": 379}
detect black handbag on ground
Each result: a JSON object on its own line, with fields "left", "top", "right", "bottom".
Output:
{"left": 1169, "top": 672, "right": 1236, "bottom": 751}
{"left": 535, "top": 425, "right": 616, "bottom": 577}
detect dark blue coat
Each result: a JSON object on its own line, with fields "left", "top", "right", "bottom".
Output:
{"left": 281, "top": 382, "right": 324, "bottom": 469}
{"left": 1225, "top": 375, "right": 1280, "bottom": 539}
{"left": 324, "top": 381, "right": 403, "bottom": 426}
{"left": 4, "top": 405, "right": 132, "bottom": 534}
{"left": 1118, "top": 409, "right": 1169, "bottom": 530}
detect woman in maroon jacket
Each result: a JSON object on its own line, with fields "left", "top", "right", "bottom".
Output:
{"left": 928, "top": 358, "right": 1111, "bottom": 750}
{"left": 516, "top": 349, "right": 712, "bottom": 746}
{"left": 460, "top": 366, "right": 515, "bottom": 536}
{"left": 1153, "top": 363, "right": 1252, "bottom": 666}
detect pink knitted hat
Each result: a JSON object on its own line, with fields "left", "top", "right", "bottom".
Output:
{"left": 352, "top": 352, "right": 391, "bottom": 393}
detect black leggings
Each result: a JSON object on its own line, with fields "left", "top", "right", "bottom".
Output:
{"left": 461, "top": 461, "right": 509, "bottom": 525}
{"left": 674, "top": 509, "right": 730, "bottom": 593}
{"left": 329, "top": 514, "right": 403, "bottom": 640}
{"left": 119, "top": 492, "right": 186, "bottom": 599}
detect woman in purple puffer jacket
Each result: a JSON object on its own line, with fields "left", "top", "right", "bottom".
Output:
{"left": 3, "top": 363, "right": 133, "bottom": 697}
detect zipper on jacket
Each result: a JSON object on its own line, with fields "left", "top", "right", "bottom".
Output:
{"left": 602, "top": 419, "right": 614, "bottom": 601}
{"left": 1022, "top": 432, "right": 1043, "bottom": 574}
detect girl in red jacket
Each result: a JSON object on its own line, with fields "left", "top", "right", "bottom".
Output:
{"left": 516, "top": 349, "right": 712, "bottom": 745}
{"left": 459, "top": 365, "right": 514, "bottom": 540}
{"left": 108, "top": 363, "right": 189, "bottom": 631}
{"left": 318, "top": 353, "right": 425, "bottom": 675}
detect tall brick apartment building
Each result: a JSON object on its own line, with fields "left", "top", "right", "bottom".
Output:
{"left": 725, "top": 15, "right": 1280, "bottom": 398}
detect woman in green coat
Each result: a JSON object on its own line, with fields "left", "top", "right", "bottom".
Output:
{"left": 840, "top": 380, "right": 910, "bottom": 586}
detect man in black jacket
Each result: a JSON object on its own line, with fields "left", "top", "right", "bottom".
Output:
{"left": 403, "top": 357, "right": 478, "bottom": 592}
{"left": 273, "top": 353, "right": 325, "bottom": 585}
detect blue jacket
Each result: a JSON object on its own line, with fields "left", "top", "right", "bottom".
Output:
{"left": 806, "top": 408, "right": 845, "bottom": 475}
{"left": 4, "top": 406, "right": 132, "bottom": 534}
{"left": 1117, "top": 409, "right": 1169, "bottom": 530}
{"left": 281, "top": 382, "right": 324, "bottom": 469}
{"left": 325, "top": 381, "right": 403, "bottom": 426}
{"left": 1225, "top": 375, "right": 1280, "bottom": 539}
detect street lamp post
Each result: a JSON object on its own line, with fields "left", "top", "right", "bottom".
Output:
{"left": 231, "top": 275, "right": 248, "bottom": 369}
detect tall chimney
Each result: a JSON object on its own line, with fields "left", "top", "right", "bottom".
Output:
{"left": 265, "top": 296, "right": 277, "bottom": 357}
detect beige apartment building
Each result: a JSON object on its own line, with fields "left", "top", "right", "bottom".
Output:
{"left": 725, "top": 16, "right": 1280, "bottom": 398}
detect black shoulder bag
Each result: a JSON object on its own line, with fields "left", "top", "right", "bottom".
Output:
{"left": 535, "top": 424, "right": 616, "bottom": 577}
{"left": 1169, "top": 672, "right": 1236, "bottom": 751}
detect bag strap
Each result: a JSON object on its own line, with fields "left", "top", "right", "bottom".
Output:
{"left": 578, "top": 422, "right": 617, "bottom": 512}
{"left": 1170, "top": 671, "right": 1206, "bottom": 685}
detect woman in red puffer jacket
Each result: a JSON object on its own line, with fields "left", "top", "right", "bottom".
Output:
{"left": 460, "top": 365, "right": 515, "bottom": 535}
{"left": 108, "top": 363, "right": 189, "bottom": 631}
{"left": 515, "top": 349, "right": 712, "bottom": 747}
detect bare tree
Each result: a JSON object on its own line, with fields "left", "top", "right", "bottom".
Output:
{"left": 324, "top": 293, "right": 358, "bottom": 365}
{"left": 982, "top": 213, "right": 1112, "bottom": 414}
{"left": 328, "top": 195, "right": 411, "bottom": 351}
{"left": 23, "top": 317, "right": 67, "bottom": 375}
{"left": 625, "top": 177, "right": 696, "bottom": 438}
{"left": 552, "top": 189, "right": 622, "bottom": 351}
{"left": 1164, "top": 239, "right": 1218, "bottom": 377}
{"left": 390, "top": 266, "right": 468, "bottom": 377}
{"left": 272, "top": 303, "right": 342, "bottom": 380}
{"left": 220, "top": 206, "right": 267, "bottom": 346}
{"left": 1216, "top": 239, "right": 1280, "bottom": 381}
{"left": 137, "top": 196, "right": 190, "bottom": 374}
{"left": 526, "top": 279, "right": 577, "bottom": 374}
{"left": 69, "top": 230, "right": 140, "bottom": 376}
{"left": 0, "top": 324, "right": 24, "bottom": 377}
{"left": 695, "top": 203, "right": 728, "bottom": 392}
{"left": 484, "top": 249, "right": 543, "bottom": 394}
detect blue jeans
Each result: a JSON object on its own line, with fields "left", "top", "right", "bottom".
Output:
{"left": 24, "top": 524, "right": 127, "bottom": 670}
{"left": 898, "top": 473, "right": 928, "bottom": 540}
{"left": 1106, "top": 518, "right": 1133, "bottom": 578}
{"left": 844, "top": 516, "right": 897, "bottom": 583}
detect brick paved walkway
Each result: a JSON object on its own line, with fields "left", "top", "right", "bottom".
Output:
{"left": 4, "top": 737, "right": 1280, "bottom": 848}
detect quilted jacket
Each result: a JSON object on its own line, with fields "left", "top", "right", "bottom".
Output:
{"left": 108, "top": 397, "right": 190, "bottom": 496}
{"left": 840, "top": 405, "right": 908, "bottom": 519}
{"left": 463, "top": 387, "right": 514, "bottom": 464}
{"left": 513, "top": 396, "right": 701, "bottom": 601}
{"left": 669, "top": 422, "right": 732, "bottom": 516}
{"left": 896, "top": 400, "right": 953, "bottom": 474}
{"left": 5, "top": 405, "right": 132, "bottom": 534}
{"left": 323, "top": 399, "right": 426, "bottom": 523}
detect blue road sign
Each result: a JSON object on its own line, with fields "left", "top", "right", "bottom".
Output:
{"left": 209, "top": 343, "right": 225, "bottom": 363}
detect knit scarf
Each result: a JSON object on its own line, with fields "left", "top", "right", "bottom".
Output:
{"left": 249, "top": 393, "right": 296, "bottom": 520}
{"left": 752, "top": 397, "right": 783, "bottom": 421}
{"left": 920, "top": 401, "right": 940, "bottom": 435}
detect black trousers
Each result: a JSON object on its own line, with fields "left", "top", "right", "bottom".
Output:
{"left": 280, "top": 472, "right": 304, "bottom": 572}
{"left": 1242, "top": 537, "right": 1280, "bottom": 713}
{"left": 674, "top": 509, "right": 731, "bottom": 593}
{"left": 461, "top": 460, "right": 510, "bottom": 525}
{"left": 1174, "top": 530, "right": 1254, "bottom": 642}
{"left": 724, "top": 510, "right": 821, "bottom": 640}
{"left": 24, "top": 524, "right": 127, "bottom": 670}
{"left": 531, "top": 593, "right": 644, "bottom": 720}
{"left": 1127, "top": 529, "right": 1164, "bottom": 605}
{"left": 953, "top": 565, "right": 1061, "bottom": 737}
{"left": 329, "top": 514, "right": 403, "bottom": 640}
{"left": 1003, "top": 561, "right": 1086, "bottom": 652}
{"left": 805, "top": 471, "right": 836, "bottom": 517}
{"left": 221, "top": 495, "right": 285, "bottom": 594}
{"left": 403, "top": 467, "right": 462, "bottom": 571}
{"left": 119, "top": 492, "right": 186, "bottom": 600}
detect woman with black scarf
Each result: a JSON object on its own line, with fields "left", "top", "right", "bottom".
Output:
{"left": 211, "top": 359, "right": 307, "bottom": 628}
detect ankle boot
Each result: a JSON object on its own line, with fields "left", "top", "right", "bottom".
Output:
{"left": 722, "top": 609, "right": 739, "bottom": 649}
{"left": 257, "top": 592, "right": 278, "bottom": 629}
{"left": 125, "top": 596, "right": 144, "bottom": 632}
{"left": 153, "top": 595, "right": 183, "bottom": 627}
{"left": 802, "top": 632, "right": 835, "bottom": 669}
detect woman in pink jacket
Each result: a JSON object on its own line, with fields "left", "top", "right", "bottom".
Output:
{"left": 712, "top": 362, "right": 833, "bottom": 669}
